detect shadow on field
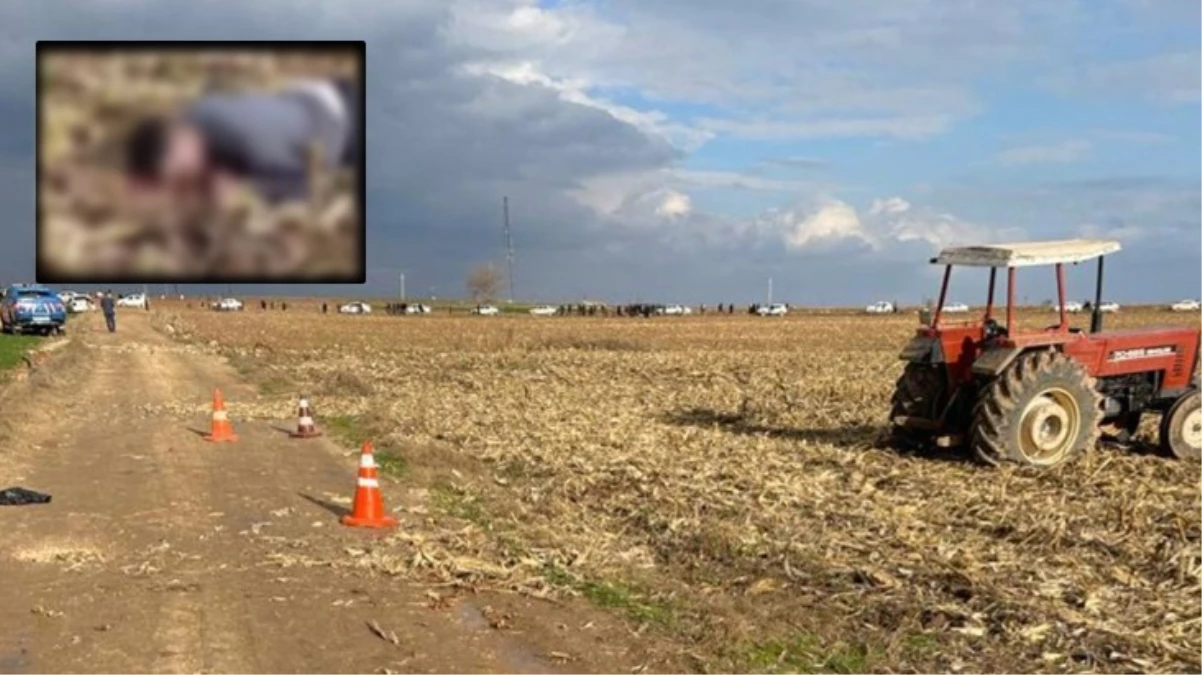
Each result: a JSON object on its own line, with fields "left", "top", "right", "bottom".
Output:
{"left": 664, "top": 407, "right": 976, "bottom": 465}
{"left": 664, "top": 407, "right": 880, "bottom": 445}
{"left": 299, "top": 492, "right": 350, "bottom": 518}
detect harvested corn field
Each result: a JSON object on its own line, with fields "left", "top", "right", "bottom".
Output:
{"left": 156, "top": 305, "right": 1201, "bottom": 673}
{"left": 37, "top": 47, "right": 360, "bottom": 280}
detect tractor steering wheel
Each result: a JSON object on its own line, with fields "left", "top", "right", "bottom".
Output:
{"left": 983, "top": 318, "right": 1008, "bottom": 340}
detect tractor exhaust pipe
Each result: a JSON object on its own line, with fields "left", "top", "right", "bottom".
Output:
{"left": 1090, "top": 255, "right": 1105, "bottom": 334}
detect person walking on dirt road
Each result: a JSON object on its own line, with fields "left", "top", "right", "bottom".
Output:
{"left": 101, "top": 290, "right": 116, "bottom": 333}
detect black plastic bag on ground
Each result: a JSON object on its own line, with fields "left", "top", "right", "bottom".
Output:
{"left": 0, "top": 487, "right": 52, "bottom": 505}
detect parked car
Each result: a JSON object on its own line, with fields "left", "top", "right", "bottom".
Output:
{"left": 943, "top": 302, "right": 970, "bottom": 313}
{"left": 339, "top": 302, "right": 372, "bottom": 314}
{"left": 403, "top": 304, "right": 432, "bottom": 314}
{"left": 529, "top": 305, "right": 557, "bottom": 316}
{"left": 1051, "top": 301, "right": 1084, "bottom": 313}
{"left": 661, "top": 304, "right": 691, "bottom": 315}
{"left": 1, "top": 284, "right": 67, "bottom": 335}
{"left": 756, "top": 303, "right": 789, "bottom": 316}
{"left": 1171, "top": 299, "right": 1200, "bottom": 312}
{"left": 117, "top": 293, "right": 147, "bottom": 309}
{"left": 472, "top": 305, "right": 500, "bottom": 316}
{"left": 1098, "top": 301, "right": 1120, "bottom": 313}
{"left": 865, "top": 301, "right": 895, "bottom": 314}
{"left": 67, "top": 296, "right": 95, "bottom": 313}
{"left": 214, "top": 298, "right": 244, "bottom": 311}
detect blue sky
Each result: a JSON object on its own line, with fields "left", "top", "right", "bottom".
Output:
{"left": 0, "top": 0, "right": 1198, "bottom": 304}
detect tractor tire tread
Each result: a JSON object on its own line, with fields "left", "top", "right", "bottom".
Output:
{"left": 888, "top": 363, "right": 945, "bottom": 445}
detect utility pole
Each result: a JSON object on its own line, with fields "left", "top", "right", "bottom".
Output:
{"left": 503, "top": 196, "right": 515, "bottom": 303}
{"left": 399, "top": 272, "right": 406, "bottom": 302}
{"left": 767, "top": 277, "right": 773, "bottom": 305}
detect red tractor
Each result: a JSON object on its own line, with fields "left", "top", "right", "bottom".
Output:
{"left": 890, "top": 239, "right": 1200, "bottom": 467}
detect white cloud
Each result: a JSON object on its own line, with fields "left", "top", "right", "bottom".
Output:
{"left": 1049, "top": 51, "right": 1202, "bottom": 104}
{"left": 763, "top": 196, "right": 1019, "bottom": 255}
{"left": 670, "top": 169, "right": 819, "bottom": 193}
{"left": 995, "top": 140, "right": 1093, "bottom": 166}
{"left": 758, "top": 156, "right": 831, "bottom": 170}
{"left": 781, "top": 201, "right": 874, "bottom": 250}
{"left": 461, "top": 60, "right": 712, "bottom": 150}
{"left": 568, "top": 170, "right": 673, "bottom": 216}
{"left": 1093, "top": 130, "right": 1174, "bottom": 143}
{"left": 438, "top": 0, "right": 1089, "bottom": 145}
{"left": 697, "top": 114, "right": 958, "bottom": 141}
{"left": 655, "top": 190, "right": 692, "bottom": 218}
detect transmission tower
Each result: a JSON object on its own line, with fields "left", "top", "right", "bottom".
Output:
{"left": 503, "top": 196, "right": 515, "bottom": 302}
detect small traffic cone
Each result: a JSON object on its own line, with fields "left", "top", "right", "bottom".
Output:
{"left": 289, "top": 395, "right": 322, "bottom": 439}
{"left": 341, "top": 441, "right": 397, "bottom": 529}
{"left": 203, "top": 388, "right": 238, "bottom": 443}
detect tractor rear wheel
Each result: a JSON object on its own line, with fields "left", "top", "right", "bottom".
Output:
{"left": 1159, "top": 390, "right": 1200, "bottom": 461}
{"left": 888, "top": 363, "right": 945, "bottom": 446}
{"left": 970, "top": 350, "right": 1102, "bottom": 468}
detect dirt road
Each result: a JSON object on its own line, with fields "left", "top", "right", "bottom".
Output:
{"left": 0, "top": 313, "right": 648, "bottom": 674}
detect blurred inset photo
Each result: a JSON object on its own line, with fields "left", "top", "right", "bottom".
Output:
{"left": 36, "top": 41, "right": 365, "bottom": 284}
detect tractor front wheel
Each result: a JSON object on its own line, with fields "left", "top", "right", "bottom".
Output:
{"left": 970, "top": 351, "right": 1102, "bottom": 468}
{"left": 1159, "top": 390, "right": 1200, "bottom": 461}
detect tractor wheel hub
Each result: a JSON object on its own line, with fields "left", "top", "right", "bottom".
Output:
{"left": 1184, "top": 408, "right": 1202, "bottom": 450}
{"left": 1020, "top": 390, "right": 1079, "bottom": 461}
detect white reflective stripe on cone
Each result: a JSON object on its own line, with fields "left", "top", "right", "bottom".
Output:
{"left": 357, "top": 478, "right": 379, "bottom": 488}
{"left": 299, "top": 399, "right": 309, "bottom": 407}
{"left": 359, "top": 454, "right": 377, "bottom": 468}
{"left": 213, "top": 410, "right": 228, "bottom": 421}
{"left": 299, "top": 416, "right": 314, "bottom": 426}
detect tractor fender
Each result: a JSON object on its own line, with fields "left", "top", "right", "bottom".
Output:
{"left": 971, "top": 346, "right": 1027, "bottom": 377}
{"left": 899, "top": 336, "right": 944, "bottom": 363}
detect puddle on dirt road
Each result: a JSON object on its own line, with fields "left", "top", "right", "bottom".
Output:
{"left": 454, "top": 601, "right": 550, "bottom": 674}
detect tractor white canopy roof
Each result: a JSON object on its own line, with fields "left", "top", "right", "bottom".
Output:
{"left": 933, "top": 239, "right": 1121, "bottom": 268}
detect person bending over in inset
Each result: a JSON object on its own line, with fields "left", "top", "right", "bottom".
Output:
{"left": 123, "top": 77, "right": 359, "bottom": 209}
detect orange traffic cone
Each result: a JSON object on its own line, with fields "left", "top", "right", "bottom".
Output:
{"left": 203, "top": 388, "right": 238, "bottom": 443}
{"left": 341, "top": 441, "right": 397, "bottom": 529}
{"left": 289, "top": 395, "right": 322, "bottom": 439}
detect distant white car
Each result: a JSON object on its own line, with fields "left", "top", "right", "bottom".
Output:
{"left": 1171, "top": 299, "right": 1200, "bottom": 312}
{"left": 661, "top": 305, "right": 691, "bottom": 315}
{"left": 214, "top": 297, "right": 244, "bottom": 312}
{"left": 756, "top": 303, "right": 788, "bottom": 316}
{"left": 1098, "top": 301, "right": 1120, "bottom": 313}
{"left": 67, "top": 296, "right": 95, "bottom": 313}
{"left": 943, "top": 302, "right": 970, "bottom": 313}
{"left": 117, "top": 293, "right": 147, "bottom": 309}
{"left": 529, "top": 305, "right": 557, "bottom": 316}
{"left": 339, "top": 302, "right": 372, "bottom": 314}
{"left": 403, "top": 303, "right": 431, "bottom": 314}
{"left": 1052, "top": 301, "right": 1084, "bottom": 313}
{"left": 473, "top": 305, "right": 500, "bottom": 316}
{"left": 866, "top": 301, "right": 895, "bottom": 314}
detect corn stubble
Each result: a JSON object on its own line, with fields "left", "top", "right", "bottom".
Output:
{"left": 39, "top": 51, "right": 358, "bottom": 279}
{"left": 160, "top": 305, "right": 1201, "bottom": 673}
